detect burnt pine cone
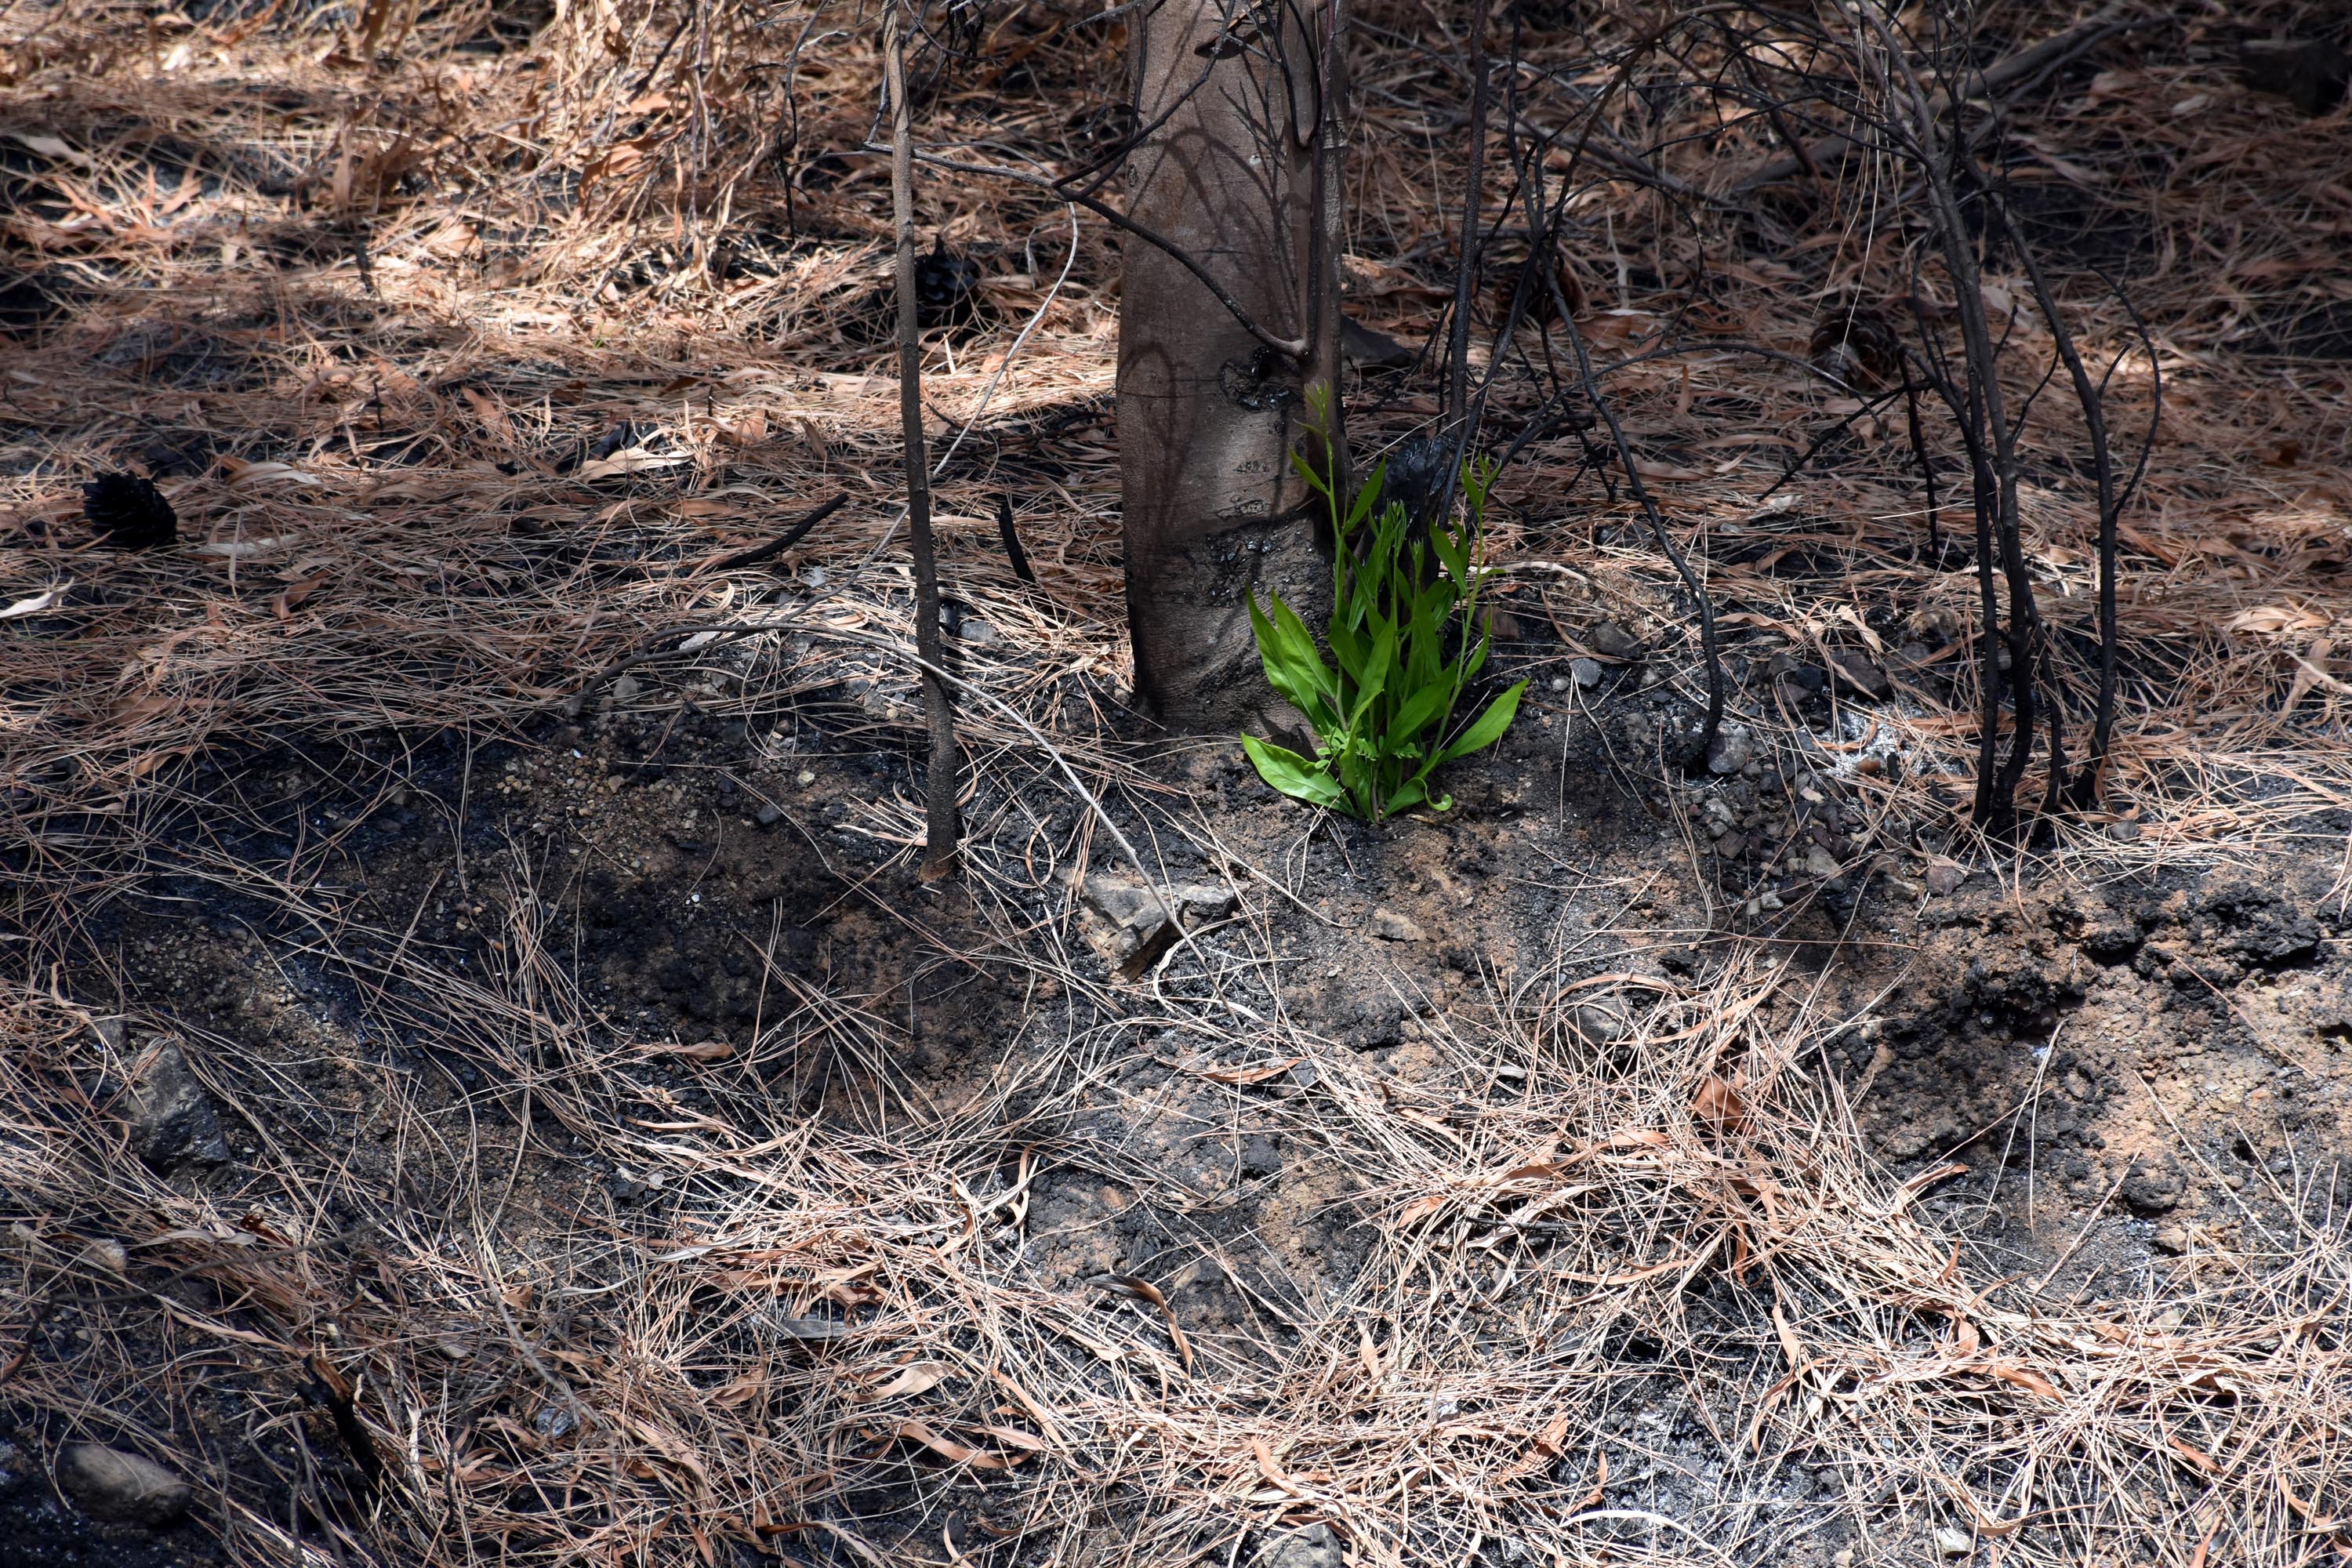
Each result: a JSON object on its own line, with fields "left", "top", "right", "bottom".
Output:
{"left": 82, "top": 472, "right": 178, "bottom": 550}
{"left": 913, "top": 234, "right": 979, "bottom": 328}
{"left": 1808, "top": 304, "right": 1904, "bottom": 391}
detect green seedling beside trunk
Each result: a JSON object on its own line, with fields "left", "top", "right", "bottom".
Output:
{"left": 1242, "top": 408, "right": 1526, "bottom": 821}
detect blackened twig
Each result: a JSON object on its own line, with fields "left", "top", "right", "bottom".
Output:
{"left": 1984, "top": 195, "right": 2123, "bottom": 809}
{"left": 1443, "top": 9, "right": 1491, "bottom": 443}
{"left": 884, "top": 0, "right": 960, "bottom": 876}
{"left": 1550, "top": 266, "right": 1723, "bottom": 767}
{"left": 995, "top": 494, "right": 1036, "bottom": 583}
{"left": 702, "top": 493, "right": 846, "bottom": 574}
{"left": 1864, "top": 8, "right": 2037, "bottom": 832}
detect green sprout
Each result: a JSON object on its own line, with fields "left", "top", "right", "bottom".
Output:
{"left": 1241, "top": 405, "right": 1526, "bottom": 821}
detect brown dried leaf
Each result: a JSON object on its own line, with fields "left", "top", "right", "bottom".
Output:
{"left": 858, "top": 1361, "right": 948, "bottom": 1402}
{"left": 1693, "top": 1073, "right": 1748, "bottom": 1133}
{"left": 892, "top": 1418, "right": 1025, "bottom": 1469}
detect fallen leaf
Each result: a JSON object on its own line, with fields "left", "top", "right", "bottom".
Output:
{"left": 461, "top": 386, "right": 516, "bottom": 446}
{"left": 1087, "top": 1273, "right": 1192, "bottom": 1371}
{"left": 273, "top": 569, "right": 333, "bottom": 620}
{"left": 768, "top": 1315, "right": 852, "bottom": 1342}
{"left": 2284, "top": 637, "right": 2347, "bottom": 711}
{"left": 216, "top": 456, "right": 320, "bottom": 488}
{"left": 891, "top": 1418, "right": 1025, "bottom": 1469}
{"left": 858, "top": 1361, "right": 949, "bottom": 1402}
{"left": 2224, "top": 604, "right": 2327, "bottom": 637}
{"left": 2166, "top": 1436, "right": 2223, "bottom": 1476}
{"left": 1693, "top": 1073, "right": 1748, "bottom": 1133}
{"left": 639, "top": 1040, "right": 734, "bottom": 1062}
{"left": 1398, "top": 1192, "right": 1450, "bottom": 1225}
{"left": 1984, "top": 1361, "right": 2062, "bottom": 1399}
{"left": 0, "top": 585, "right": 67, "bottom": 619}
{"left": 6, "top": 132, "right": 91, "bottom": 168}
{"left": 579, "top": 447, "right": 688, "bottom": 481}
{"left": 111, "top": 693, "right": 178, "bottom": 724}
{"left": 194, "top": 538, "right": 279, "bottom": 559}
{"left": 1630, "top": 458, "right": 1715, "bottom": 482}
{"left": 1163, "top": 1054, "right": 1300, "bottom": 1085}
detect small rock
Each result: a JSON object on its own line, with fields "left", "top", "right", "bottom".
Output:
{"left": 79, "top": 1238, "right": 128, "bottom": 1276}
{"left": 1923, "top": 859, "right": 1966, "bottom": 897}
{"left": 122, "top": 1039, "right": 230, "bottom": 1171}
{"left": 611, "top": 673, "right": 641, "bottom": 703}
{"left": 1569, "top": 657, "right": 1603, "bottom": 689}
{"left": 1706, "top": 728, "right": 1753, "bottom": 775}
{"left": 1588, "top": 620, "right": 1642, "bottom": 661}
{"left": 1548, "top": 676, "right": 1570, "bottom": 693}
{"left": 1570, "top": 1000, "right": 1631, "bottom": 1047}
{"left": 89, "top": 1017, "right": 128, "bottom": 1051}
{"left": 754, "top": 802, "right": 783, "bottom": 827}
{"left": 1801, "top": 843, "right": 1842, "bottom": 880}
{"left": 56, "top": 1444, "right": 191, "bottom": 1528}
{"left": 2152, "top": 1225, "right": 2189, "bottom": 1256}
{"left": 1932, "top": 1525, "right": 1974, "bottom": 1558}
{"left": 2120, "top": 1156, "right": 2185, "bottom": 1217}
{"left": 794, "top": 769, "right": 815, "bottom": 787}
{"left": 1828, "top": 650, "right": 1890, "bottom": 699}
{"left": 1080, "top": 874, "right": 1236, "bottom": 975}
{"left": 1254, "top": 1523, "right": 1345, "bottom": 1568}
{"left": 1371, "top": 907, "right": 1428, "bottom": 942}
{"left": 1173, "top": 881, "right": 1240, "bottom": 923}
{"left": 1713, "top": 830, "right": 1747, "bottom": 858}
{"left": 2106, "top": 820, "right": 2142, "bottom": 844}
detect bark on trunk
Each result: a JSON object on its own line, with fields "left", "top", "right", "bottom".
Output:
{"left": 1118, "top": 0, "right": 1340, "bottom": 734}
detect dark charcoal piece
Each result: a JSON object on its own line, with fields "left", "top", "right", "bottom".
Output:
{"left": 82, "top": 472, "right": 178, "bottom": 550}
{"left": 1340, "top": 315, "right": 1417, "bottom": 374}
{"left": 1381, "top": 435, "right": 1454, "bottom": 531}
{"left": 0, "top": 267, "right": 78, "bottom": 339}
{"left": 913, "top": 234, "right": 979, "bottom": 327}
{"left": 2241, "top": 38, "right": 2350, "bottom": 117}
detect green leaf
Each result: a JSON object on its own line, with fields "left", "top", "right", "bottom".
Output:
{"left": 1347, "top": 465, "right": 1387, "bottom": 531}
{"left": 1389, "top": 679, "right": 1448, "bottom": 741}
{"left": 1327, "top": 615, "right": 1367, "bottom": 687}
{"left": 1250, "top": 593, "right": 1338, "bottom": 727}
{"left": 1429, "top": 520, "right": 1467, "bottom": 583}
{"left": 1348, "top": 626, "right": 1394, "bottom": 732}
{"left": 1242, "top": 735, "right": 1348, "bottom": 811}
{"left": 1384, "top": 777, "right": 1428, "bottom": 815}
{"left": 1436, "top": 680, "right": 1526, "bottom": 765}
{"left": 1289, "top": 448, "right": 1327, "bottom": 498}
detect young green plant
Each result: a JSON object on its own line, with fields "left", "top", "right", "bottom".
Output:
{"left": 1242, "top": 422, "right": 1526, "bottom": 820}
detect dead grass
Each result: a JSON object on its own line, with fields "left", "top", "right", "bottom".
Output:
{"left": 3, "top": 0, "right": 2351, "bottom": 1564}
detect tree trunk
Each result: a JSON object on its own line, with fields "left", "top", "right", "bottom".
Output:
{"left": 1118, "top": 0, "right": 1344, "bottom": 734}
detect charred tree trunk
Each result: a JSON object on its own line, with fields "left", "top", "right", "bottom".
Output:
{"left": 1118, "top": 0, "right": 1345, "bottom": 734}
